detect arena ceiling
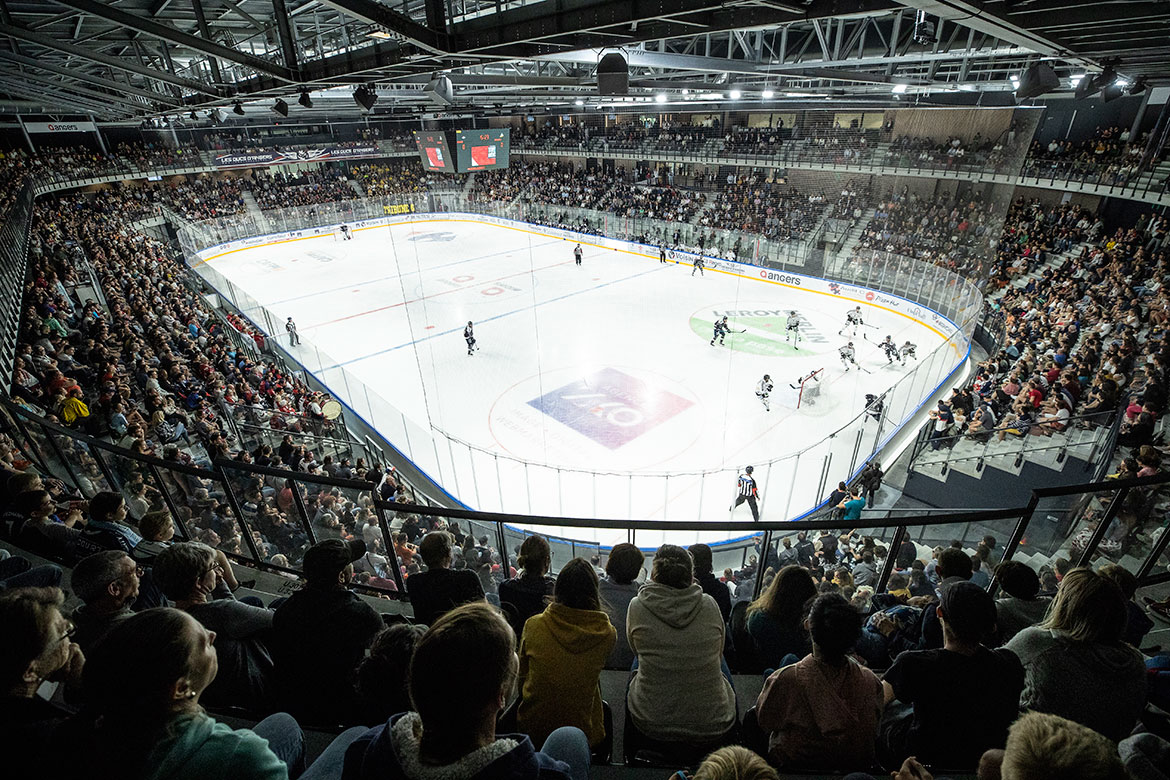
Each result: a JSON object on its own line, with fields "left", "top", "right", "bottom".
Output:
{"left": 0, "top": 0, "right": 1166, "bottom": 120}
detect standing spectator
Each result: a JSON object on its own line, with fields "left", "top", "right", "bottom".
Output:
{"left": 499, "top": 535, "right": 556, "bottom": 637}
{"left": 342, "top": 602, "right": 590, "bottom": 780}
{"left": 599, "top": 542, "right": 644, "bottom": 670}
{"left": 285, "top": 317, "right": 300, "bottom": 346}
{"left": 859, "top": 461, "right": 883, "bottom": 506}
{"left": 837, "top": 487, "right": 866, "bottom": 523}
{"left": 1005, "top": 568, "right": 1146, "bottom": 740}
{"left": 272, "top": 539, "right": 384, "bottom": 726}
{"left": 690, "top": 543, "right": 732, "bottom": 623}
{"left": 406, "top": 531, "right": 484, "bottom": 627}
{"left": 747, "top": 566, "right": 817, "bottom": 669}
{"left": 756, "top": 593, "right": 883, "bottom": 769}
{"left": 68, "top": 550, "right": 139, "bottom": 652}
{"left": 626, "top": 545, "right": 736, "bottom": 744}
{"left": 879, "top": 580, "right": 1024, "bottom": 769}
{"left": 517, "top": 558, "right": 616, "bottom": 749}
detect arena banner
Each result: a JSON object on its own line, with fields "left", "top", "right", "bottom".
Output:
{"left": 211, "top": 144, "right": 381, "bottom": 168}
{"left": 23, "top": 121, "right": 98, "bottom": 134}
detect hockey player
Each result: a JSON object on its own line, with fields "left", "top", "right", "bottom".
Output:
{"left": 785, "top": 310, "right": 803, "bottom": 344}
{"left": 880, "top": 335, "right": 900, "bottom": 364}
{"left": 839, "top": 306, "right": 864, "bottom": 337}
{"left": 865, "top": 393, "right": 885, "bottom": 422}
{"left": 789, "top": 369, "right": 821, "bottom": 404}
{"left": 839, "top": 341, "right": 859, "bottom": 371}
{"left": 692, "top": 254, "right": 705, "bottom": 277}
{"left": 711, "top": 316, "right": 730, "bottom": 346}
{"left": 463, "top": 321, "right": 478, "bottom": 355}
{"left": 756, "top": 374, "right": 774, "bottom": 411}
{"left": 573, "top": 243, "right": 583, "bottom": 266}
{"left": 340, "top": 224, "right": 353, "bottom": 240}
{"left": 901, "top": 341, "right": 918, "bottom": 363}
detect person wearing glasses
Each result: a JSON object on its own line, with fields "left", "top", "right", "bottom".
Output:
{"left": 0, "top": 586, "right": 84, "bottom": 777}
{"left": 152, "top": 542, "right": 277, "bottom": 712}
{"left": 68, "top": 551, "right": 141, "bottom": 653}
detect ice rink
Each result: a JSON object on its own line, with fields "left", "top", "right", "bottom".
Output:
{"left": 199, "top": 217, "right": 957, "bottom": 545}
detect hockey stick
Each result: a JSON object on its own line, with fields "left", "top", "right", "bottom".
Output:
{"left": 856, "top": 364, "right": 873, "bottom": 374}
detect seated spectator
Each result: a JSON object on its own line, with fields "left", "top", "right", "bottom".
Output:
{"left": 978, "top": 712, "right": 1127, "bottom": 780}
{"left": 690, "top": 543, "right": 732, "bottom": 623}
{"left": 153, "top": 541, "right": 276, "bottom": 712}
{"left": 75, "top": 491, "right": 141, "bottom": 558}
{"left": 272, "top": 539, "right": 384, "bottom": 726}
{"left": 756, "top": 593, "right": 883, "bottom": 769}
{"left": 1005, "top": 567, "right": 1146, "bottom": 740}
{"left": 69, "top": 550, "right": 139, "bottom": 651}
{"left": 14, "top": 489, "right": 86, "bottom": 561}
{"left": 57, "top": 608, "right": 306, "bottom": 779}
{"left": 499, "top": 534, "right": 556, "bottom": 636}
{"left": 599, "top": 542, "right": 644, "bottom": 669}
{"left": 627, "top": 545, "right": 736, "bottom": 743}
{"left": 1099, "top": 563, "right": 1154, "bottom": 648}
{"left": 993, "top": 561, "right": 1051, "bottom": 643}
{"left": 747, "top": 565, "right": 817, "bottom": 669}
{"left": 342, "top": 601, "right": 591, "bottom": 780}
{"left": 518, "top": 557, "right": 616, "bottom": 749}
{"left": 693, "top": 745, "right": 779, "bottom": 780}
{"left": 354, "top": 623, "right": 426, "bottom": 726}
{"left": 405, "top": 530, "right": 484, "bottom": 626}
{"left": 880, "top": 580, "right": 1024, "bottom": 769}
{"left": 0, "top": 587, "right": 84, "bottom": 776}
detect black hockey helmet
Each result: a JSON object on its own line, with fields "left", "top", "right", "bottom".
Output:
{"left": 763, "top": 374, "right": 771, "bottom": 381}
{"left": 745, "top": 465, "right": 754, "bottom": 474}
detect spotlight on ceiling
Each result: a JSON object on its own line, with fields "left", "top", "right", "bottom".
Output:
{"left": 574, "top": 99, "right": 584, "bottom": 106}
{"left": 761, "top": 89, "right": 775, "bottom": 99}
{"left": 298, "top": 91, "right": 313, "bottom": 109}
{"left": 1128, "top": 76, "right": 1148, "bottom": 95}
{"left": 232, "top": 100, "right": 245, "bottom": 116}
{"left": 729, "top": 89, "right": 742, "bottom": 100}
{"left": 188, "top": 110, "right": 198, "bottom": 121}
{"left": 913, "top": 10, "right": 935, "bottom": 44}
{"left": 891, "top": 83, "right": 908, "bottom": 94}
{"left": 1076, "top": 62, "right": 1117, "bottom": 100}
{"left": 353, "top": 85, "right": 378, "bottom": 111}
{"left": 210, "top": 108, "right": 228, "bottom": 123}
{"left": 272, "top": 99, "right": 289, "bottom": 117}
{"left": 655, "top": 93, "right": 666, "bottom": 103}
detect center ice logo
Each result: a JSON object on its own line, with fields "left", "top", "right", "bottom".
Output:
{"left": 407, "top": 231, "right": 457, "bottom": 242}
{"left": 527, "top": 367, "right": 693, "bottom": 450}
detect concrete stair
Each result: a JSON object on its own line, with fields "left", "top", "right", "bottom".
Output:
{"left": 240, "top": 191, "right": 272, "bottom": 233}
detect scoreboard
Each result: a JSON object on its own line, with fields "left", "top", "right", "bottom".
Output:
{"left": 414, "top": 131, "right": 453, "bottom": 172}
{"left": 414, "top": 128, "right": 510, "bottom": 173}
{"left": 454, "top": 128, "right": 510, "bottom": 172}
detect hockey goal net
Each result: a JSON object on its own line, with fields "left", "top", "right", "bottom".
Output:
{"left": 796, "top": 368, "right": 825, "bottom": 408}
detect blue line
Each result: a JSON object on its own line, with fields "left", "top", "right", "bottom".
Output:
{"left": 321, "top": 263, "right": 666, "bottom": 371}
{"left": 267, "top": 238, "right": 561, "bottom": 307}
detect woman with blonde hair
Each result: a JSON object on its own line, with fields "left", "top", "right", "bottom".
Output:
{"left": 692, "top": 746, "right": 779, "bottom": 780}
{"left": 746, "top": 565, "right": 817, "bottom": 669}
{"left": 1005, "top": 567, "right": 1146, "bottom": 740}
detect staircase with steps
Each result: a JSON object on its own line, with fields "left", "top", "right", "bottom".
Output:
{"left": 240, "top": 191, "right": 272, "bottom": 233}
{"left": 821, "top": 206, "right": 876, "bottom": 278}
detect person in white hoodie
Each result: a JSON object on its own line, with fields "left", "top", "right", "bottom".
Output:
{"left": 626, "top": 544, "right": 736, "bottom": 743}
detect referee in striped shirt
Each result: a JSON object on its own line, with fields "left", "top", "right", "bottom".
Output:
{"left": 730, "top": 465, "right": 760, "bottom": 521}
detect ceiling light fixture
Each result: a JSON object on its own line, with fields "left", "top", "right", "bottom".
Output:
{"left": 761, "top": 89, "right": 774, "bottom": 98}
{"left": 298, "top": 91, "right": 313, "bottom": 109}
{"left": 232, "top": 100, "right": 244, "bottom": 115}
{"left": 729, "top": 89, "right": 742, "bottom": 100}
{"left": 655, "top": 93, "right": 666, "bottom": 103}
{"left": 891, "top": 83, "right": 908, "bottom": 94}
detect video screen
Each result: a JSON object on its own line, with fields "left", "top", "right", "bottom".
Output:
{"left": 454, "top": 128, "right": 510, "bottom": 172}
{"left": 414, "top": 131, "right": 453, "bottom": 172}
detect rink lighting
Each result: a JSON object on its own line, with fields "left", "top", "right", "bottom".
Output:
{"left": 655, "top": 93, "right": 667, "bottom": 103}
{"left": 891, "top": 84, "right": 908, "bottom": 94}
{"left": 575, "top": 99, "right": 584, "bottom": 106}
{"left": 729, "top": 89, "right": 742, "bottom": 99}
{"left": 761, "top": 89, "right": 774, "bottom": 98}
{"left": 681, "top": 88, "right": 689, "bottom": 95}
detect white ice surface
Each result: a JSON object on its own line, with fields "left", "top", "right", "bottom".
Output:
{"left": 202, "top": 218, "right": 957, "bottom": 546}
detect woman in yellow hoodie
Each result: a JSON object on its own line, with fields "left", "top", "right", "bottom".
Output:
{"left": 517, "top": 557, "right": 617, "bottom": 749}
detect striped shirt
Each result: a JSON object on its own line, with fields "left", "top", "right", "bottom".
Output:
{"left": 738, "top": 473, "right": 757, "bottom": 497}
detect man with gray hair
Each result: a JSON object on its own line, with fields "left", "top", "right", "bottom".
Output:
{"left": 69, "top": 550, "right": 139, "bottom": 652}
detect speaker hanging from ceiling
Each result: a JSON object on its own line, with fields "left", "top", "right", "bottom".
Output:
{"left": 597, "top": 53, "right": 629, "bottom": 96}
{"left": 272, "top": 99, "right": 289, "bottom": 117}
{"left": 1015, "top": 62, "right": 1060, "bottom": 100}
{"left": 353, "top": 86, "right": 378, "bottom": 111}
{"left": 298, "top": 91, "right": 313, "bottom": 108}
{"left": 425, "top": 75, "right": 455, "bottom": 105}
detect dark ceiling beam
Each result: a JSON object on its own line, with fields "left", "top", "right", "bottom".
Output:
{"left": 149, "top": 0, "right": 174, "bottom": 17}
{"left": 316, "top": 0, "right": 444, "bottom": 52}
{"left": 0, "top": 67, "right": 146, "bottom": 111}
{"left": 47, "top": 0, "right": 299, "bottom": 82}
{"left": 188, "top": 0, "right": 223, "bottom": 86}
{"left": 0, "top": 80, "right": 119, "bottom": 116}
{"left": 0, "top": 48, "right": 181, "bottom": 105}
{"left": 448, "top": 0, "right": 899, "bottom": 56}
{"left": 0, "top": 22, "right": 219, "bottom": 95}
{"left": 271, "top": 0, "right": 299, "bottom": 71}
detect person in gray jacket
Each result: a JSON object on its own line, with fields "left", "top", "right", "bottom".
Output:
{"left": 993, "top": 561, "right": 1051, "bottom": 644}
{"left": 598, "top": 543, "right": 643, "bottom": 670}
{"left": 626, "top": 545, "right": 736, "bottom": 743}
{"left": 1005, "top": 567, "right": 1146, "bottom": 741}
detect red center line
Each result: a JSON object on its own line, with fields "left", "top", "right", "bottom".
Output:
{"left": 302, "top": 257, "right": 574, "bottom": 330}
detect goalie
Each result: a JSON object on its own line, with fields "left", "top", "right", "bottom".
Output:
{"left": 790, "top": 369, "right": 821, "bottom": 405}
